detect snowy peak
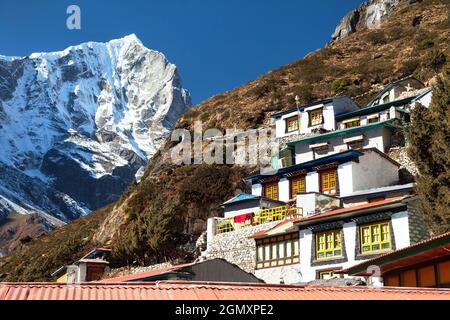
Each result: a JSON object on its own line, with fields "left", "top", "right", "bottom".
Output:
{"left": 0, "top": 35, "right": 191, "bottom": 225}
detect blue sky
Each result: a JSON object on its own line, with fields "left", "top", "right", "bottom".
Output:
{"left": 0, "top": 0, "right": 364, "bottom": 104}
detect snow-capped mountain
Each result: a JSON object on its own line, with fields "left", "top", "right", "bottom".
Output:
{"left": 0, "top": 34, "right": 192, "bottom": 225}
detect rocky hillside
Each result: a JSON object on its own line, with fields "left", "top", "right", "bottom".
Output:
{"left": 0, "top": 35, "right": 191, "bottom": 253}
{"left": 331, "top": 0, "right": 411, "bottom": 42}
{"left": 0, "top": 0, "right": 448, "bottom": 281}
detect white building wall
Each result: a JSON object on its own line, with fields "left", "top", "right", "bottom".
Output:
{"left": 305, "top": 172, "right": 319, "bottom": 193}
{"left": 351, "top": 151, "right": 399, "bottom": 193}
{"left": 391, "top": 211, "right": 411, "bottom": 249}
{"left": 412, "top": 91, "right": 433, "bottom": 108}
{"left": 294, "top": 127, "right": 393, "bottom": 164}
{"left": 337, "top": 162, "right": 354, "bottom": 196}
{"left": 298, "top": 223, "right": 360, "bottom": 282}
{"left": 278, "top": 178, "right": 290, "bottom": 202}
{"left": 252, "top": 184, "right": 262, "bottom": 197}
{"left": 275, "top": 111, "right": 302, "bottom": 138}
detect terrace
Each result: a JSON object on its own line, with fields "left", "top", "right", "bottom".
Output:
{"left": 215, "top": 205, "right": 303, "bottom": 234}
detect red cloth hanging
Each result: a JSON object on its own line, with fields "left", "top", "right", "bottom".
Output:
{"left": 234, "top": 212, "right": 254, "bottom": 223}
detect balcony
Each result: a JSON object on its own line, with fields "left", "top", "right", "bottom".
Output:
{"left": 215, "top": 205, "right": 303, "bottom": 234}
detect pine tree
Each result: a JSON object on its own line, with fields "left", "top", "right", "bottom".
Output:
{"left": 407, "top": 64, "right": 450, "bottom": 234}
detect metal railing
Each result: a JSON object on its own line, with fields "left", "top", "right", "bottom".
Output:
{"left": 216, "top": 205, "right": 303, "bottom": 234}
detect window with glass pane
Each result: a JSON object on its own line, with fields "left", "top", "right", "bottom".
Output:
{"left": 347, "top": 140, "right": 363, "bottom": 150}
{"left": 344, "top": 119, "right": 360, "bottom": 128}
{"left": 285, "top": 116, "right": 300, "bottom": 133}
{"left": 264, "top": 244, "right": 271, "bottom": 260}
{"left": 316, "top": 230, "right": 343, "bottom": 260}
{"left": 255, "top": 234, "right": 299, "bottom": 269}
{"left": 360, "top": 221, "right": 391, "bottom": 254}
{"left": 257, "top": 246, "right": 264, "bottom": 262}
{"left": 290, "top": 176, "right": 306, "bottom": 198}
{"left": 264, "top": 182, "right": 279, "bottom": 200}
{"left": 368, "top": 116, "right": 379, "bottom": 124}
{"left": 320, "top": 170, "right": 337, "bottom": 195}
{"left": 293, "top": 240, "right": 299, "bottom": 256}
{"left": 278, "top": 242, "right": 285, "bottom": 258}
{"left": 271, "top": 243, "right": 278, "bottom": 260}
{"left": 309, "top": 108, "right": 323, "bottom": 126}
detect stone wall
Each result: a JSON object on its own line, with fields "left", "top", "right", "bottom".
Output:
{"left": 388, "top": 146, "right": 418, "bottom": 183}
{"left": 199, "top": 221, "right": 280, "bottom": 273}
{"left": 406, "top": 197, "right": 431, "bottom": 244}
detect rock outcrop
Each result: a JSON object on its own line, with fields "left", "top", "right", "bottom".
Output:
{"left": 331, "top": 0, "right": 417, "bottom": 42}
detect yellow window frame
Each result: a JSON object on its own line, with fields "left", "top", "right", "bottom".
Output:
{"left": 315, "top": 229, "right": 343, "bottom": 260}
{"left": 309, "top": 108, "right": 323, "bottom": 126}
{"left": 344, "top": 118, "right": 360, "bottom": 128}
{"left": 290, "top": 176, "right": 306, "bottom": 198}
{"left": 264, "top": 182, "right": 279, "bottom": 200}
{"left": 285, "top": 116, "right": 300, "bottom": 133}
{"left": 319, "top": 271, "right": 334, "bottom": 279}
{"left": 360, "top": 221, "right": 391, "bottom": 254}
{"left": 320, "top": 170, "right": 337, "bottom": 195}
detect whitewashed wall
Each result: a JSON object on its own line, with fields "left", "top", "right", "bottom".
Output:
{"left": 294, "top": 126, "right": 393, "bottom": 164}
{"left": 351, "top": 151, "right": 399, "bottom": 193}
{"left": 252, "top": 184, "right": 263, "bottom": 197}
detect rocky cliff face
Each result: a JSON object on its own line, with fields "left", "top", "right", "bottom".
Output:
{"left": 331, "top": 0, "right": 418, "bottom": 42}
{"left": 0, "top": 34, "right": 191, "bottom": 227}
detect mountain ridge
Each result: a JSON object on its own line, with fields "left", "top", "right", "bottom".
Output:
{"left": 0, "top": 34, "right": 191, "bottom": 253}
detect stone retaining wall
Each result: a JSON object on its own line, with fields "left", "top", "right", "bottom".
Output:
{"left": 199, "top": 221, "right": 280, "bottom": 273}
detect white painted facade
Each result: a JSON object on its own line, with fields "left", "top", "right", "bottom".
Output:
{"left": 274, "top": 97, "right": 359, "bottom": 139}
{"left": 252, "top": 150, "right": 399, "bottom": 200}
{"left": 294, "top": 125, "right": 394, "bottom": 164}
{"left": 255, "top": 210, "right": 411, "bottom": 284}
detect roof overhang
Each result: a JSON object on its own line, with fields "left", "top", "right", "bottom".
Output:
{"left": 294, "top": 201, "right": 406, "bottom": 228}
{"left": 287, "top": 120, "right": 398, "bottom": 146}
{"left": 271, "top": 99, "right": 333, "bottom": 119}
{"left": 339, "top": 233, "right": 450, "bottom": 277}
{"left": 244, "top": 150, "right": 363, "bottom": 183}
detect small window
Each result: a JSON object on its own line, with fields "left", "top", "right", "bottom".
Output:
{"left": 255, "top": 234, "right": 299, "bottom": 269}
{"left": 360, "top": 221, "right": 392, "bottom": 254}
{"left": 320, "top": 170, "right": 337, "bottom": 195}
{"left": 318, "top": 270, "right": 335, "bottom": 280}
{"left": 368, "top": 116, "right": 379, "bottom": 124}
{"left": 344, "top": 118, "right": 360, "bottom": 129}
{"left": 309, "top": 108, "right": 323, "bottom": 127}
{"left": 285, "top": 116, "right": 300, "bottom": 133}
{"left": 315, "top": 230, "right": 343, "bottom": 260}
{"left": 290, "top": 176, "right": 306, "bottom": 199}
{"left": 263, "top": 182, "right": 279, "bottom": 200}
{"left": 347, "top": 140, "right": 363, "bottom": 150}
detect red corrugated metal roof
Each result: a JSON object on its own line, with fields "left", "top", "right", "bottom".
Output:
{"left": 0, "top": 281, "right": 448, "bottom": 300}
{"left": 101, "top": 262, "right": 195, "bottom": 283}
